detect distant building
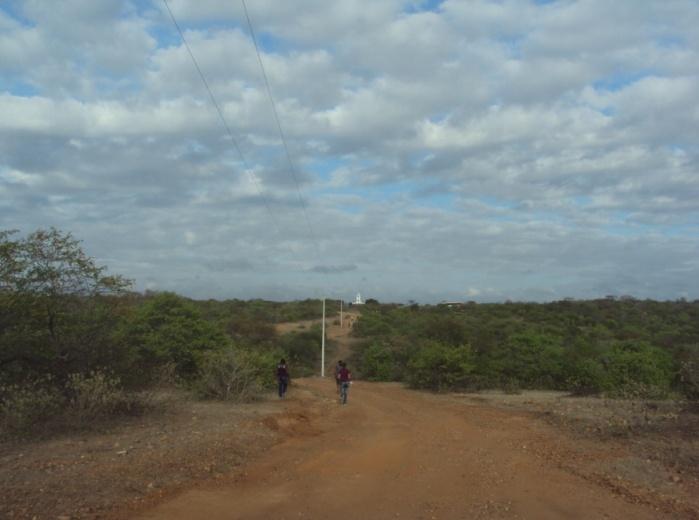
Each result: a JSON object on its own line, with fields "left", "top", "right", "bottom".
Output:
{"left": 354, "top": 292, "right": 364, "bottom": 305}
{"left": 439, "top": 301, "right": 467, "bottom": 309}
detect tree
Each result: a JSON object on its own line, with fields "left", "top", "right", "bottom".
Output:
{"left": 118, "top": 292, "right": 228, "bottom": 380}
{"left": 0, "top": 228, "right": 131, "bottom": 382}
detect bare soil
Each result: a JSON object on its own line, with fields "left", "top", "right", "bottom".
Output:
{"left": 454, "top": 391, "right": 699, "bottom": 517}
{"left": 2, "top": 313, "right": 697, "bottom": 519}
{"left": 0, "top": 393, "right": 285, "bottom": 519}
{"left": 133, "top": 379, "right": 698, "bottom": 520}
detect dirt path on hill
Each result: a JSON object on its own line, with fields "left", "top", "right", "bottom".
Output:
{"left": 133, "top": 313, "right": 696, "bottom": 520}
{"left": 275, "top": 309, "right": 361, "bottom": 373}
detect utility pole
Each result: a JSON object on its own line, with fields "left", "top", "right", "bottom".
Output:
{"left": 321, "top": 297, "right": 326, "bottom": 377}
{"left": 340, "top": 299, "right": 343, "bottom": 328}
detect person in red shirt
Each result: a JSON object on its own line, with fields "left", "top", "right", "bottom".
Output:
{"left": 338, "top": 361, "right": 352, "bottom": 405}
{"left": 276, "top": 358, "right": 289, "bottom": 399}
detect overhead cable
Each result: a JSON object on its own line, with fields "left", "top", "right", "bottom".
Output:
{"left": 162, "top": 0, "right": 280, "bottom": 233}
{"left": 240, "top": 0, "right": 320, "bottom": 253}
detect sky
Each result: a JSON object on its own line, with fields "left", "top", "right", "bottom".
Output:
{"left": 1, "top": 0, "right": 698, "bottom": 303}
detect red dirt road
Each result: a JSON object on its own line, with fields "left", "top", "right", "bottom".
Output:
{"left": 134, "top": 378, "right": 670, "bottom": 520}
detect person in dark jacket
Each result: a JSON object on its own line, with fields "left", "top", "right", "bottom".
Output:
{"left": 338, "top": 361, "right": 352, "bottom": 405}
{"left": 335, "top": 360, "right": 343, "bottom": 394}
{"left": 277, "top": 358, "right": 290, "bottom": 398}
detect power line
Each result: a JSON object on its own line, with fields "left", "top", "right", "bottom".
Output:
{"left": 161, "top": 0, "right": 280, "bottom": 234}
{"left": 165, "top": 1, "right": 358, "bottom": 317}
{"left": 240, "top": 2, "right": 357, "bottom": 377}
{"left": 240, "top": 0, "right": 320, "bottom": 253}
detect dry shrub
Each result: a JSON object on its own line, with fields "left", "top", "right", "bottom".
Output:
{"left": 0, "top": 378, "right": 64, "bottom": 434}
{"left": 679, "top": 358, "right": 699, "bottom": 400}
{"left": 502, "top": 378, "right": 523, "bottom": 395}
{"left": 1, "top": 371, "right": 155, "bottom": 436}
{"left": 66, "top": 371, "right": 146, "bottom": 423}
{"left": 194, "top": 350, "right": 262, "bottom": 402}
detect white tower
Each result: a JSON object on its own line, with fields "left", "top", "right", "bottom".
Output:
{"left": 354, "top": 292, "right": 364, "bottom": 305}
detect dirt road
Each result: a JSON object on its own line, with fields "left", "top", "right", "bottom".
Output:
{"left": 134, "top": 376, "right": 677, "bottom": 520}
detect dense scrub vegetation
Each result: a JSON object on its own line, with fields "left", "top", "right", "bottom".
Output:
{"left": 3, "top": 227, "right": 697, "bottom": 435}
{"left": 0, "top": 228, "right": 332, "bottom": 436}
{"left": 351, "top": 301, "right": 699, "bottom": 399}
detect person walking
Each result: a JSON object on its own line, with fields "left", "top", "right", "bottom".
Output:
{"left": 276, "top": 358, "right": 290, "bottom": 399}
{"left": 335, "top": 360, "right": 343, "bottom": 394}
{"left": 338, "top": 361, "right": 352, "bottom": 405}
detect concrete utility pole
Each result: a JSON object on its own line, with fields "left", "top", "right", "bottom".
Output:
{"left": 321, "top": 298, "right": 326, "bottom": 377}
{"left": 340, "top": 299, "right": 343, "bottom": 328}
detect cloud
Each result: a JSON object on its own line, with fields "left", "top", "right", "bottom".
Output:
{"left": 204, "top": 258, "right": 255, "bottom": 272}
{"left": 310, "top": 264, "right": 358, "bottom": 274}
{"left": 2, "top": 0, "right": 698, "bottom": 302}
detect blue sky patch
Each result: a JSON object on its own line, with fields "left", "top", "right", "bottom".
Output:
{"left": 0, "top": 79, "right": 38, "bottom": 97}
{"left": 0, "top": 1, "right": 33, "bottom": 27}
{"left": 307, "top": 157, "right": 347, "bottom": 181}
{"left": 404, "top": 0, "right": 444, "bottom": 14}
{"left": 593, "top": 70, "right": 653, "bottom": 92}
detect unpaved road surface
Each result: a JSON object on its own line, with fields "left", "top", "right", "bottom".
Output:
{"left": 134, "top": 377, "right": 687, "bottom": 520}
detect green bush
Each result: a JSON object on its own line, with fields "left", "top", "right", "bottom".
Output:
{"left": 602, "top": 342, "right": 674, "bottom": 398}
{"left": 566, "top": 342, "right": 675, "bottom": 398}
{"left": 567, "top": 358, "right": 610, "bottom": 395}
{"left": 353, "top": 311, "right": 394, "bottom": 337}
{"left": 406, "top": 342, "right": 475, "bottom": 391}
{"left": 480, "top": 331, "right": 565, "bottom": 389}
{"left": 239, "top": 348, "right": 286, "bottom": 390}
{"left": 359, "top": 342, "right": 397, "bottom": 381}
{"left": 278, "top": 327, "right": 320, "bottom": 376}
{"left": 119, "top": 293, "right": 229, "bottom": 380}
{"left": 226, "top": 316, "right": 276, "bottom": 345}
{"left": 414, "top": 314, "right": 468, "bottom": 346}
